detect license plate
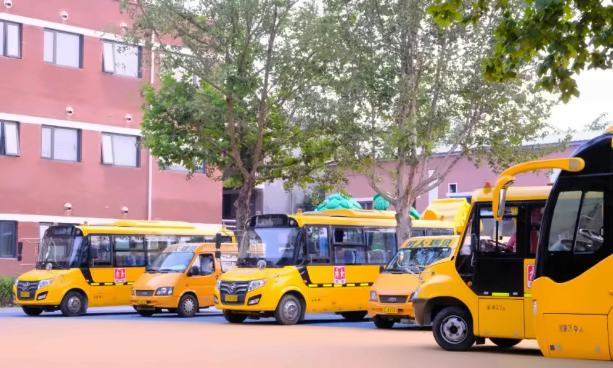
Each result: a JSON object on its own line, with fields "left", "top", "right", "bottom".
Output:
{"left": 224, "top": 294, "right": 238, "bottom": 302}
{"left": 19, "top": 291, "right": 30, "bottom": 298}
{"left": 383, "top": 306, "right": 398, "bottom": 313}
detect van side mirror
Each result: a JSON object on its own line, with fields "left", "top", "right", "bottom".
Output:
{"left": 17, "top": 241, "right": 23, "bottom": 262}
{"left": 90, "top": 247, "right": 99, "bottom": 259}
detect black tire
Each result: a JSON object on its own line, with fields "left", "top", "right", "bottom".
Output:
{"left": 274, "top": 294, "right": 303, "bottom": 325}
{"left": 137, "top": 309, "right": 155, "bottom": 317}
{"left": 223, "top": 310, "right": 247, "bottom": 323}
{"left": 432, "top": 306, "right": 475, "bottom": 351}
{"left": 177, "top": 294, "right": 199, "bottom": 317}
{"left": 22, "top": 306, "right": 43, "bottom": 316}
{"left": 60, "top": 291, "right": 87, "bottom": 317}
{"left": 490, "top": 338, "right": 522, "bottom": 348}
{"left": 373, "top": 315, "right": 395, "bottom": 329}
{"left": 341, "top": 311, "right": 367, "bottom": 322}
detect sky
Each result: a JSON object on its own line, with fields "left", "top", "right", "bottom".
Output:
{"left": 547, "top": 68, "right": 613, "bottom": 131}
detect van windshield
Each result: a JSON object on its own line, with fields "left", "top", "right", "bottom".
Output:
{"left": 147, "top": 252, "right": 194, "bottom": 273}
{"left": 384, "top": 247, "right": 452, "bottom": 274}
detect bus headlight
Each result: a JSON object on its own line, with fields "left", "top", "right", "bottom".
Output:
{"left": 155, "top": 287, "right": 174, "bottom": 296}
{"left": 248, "top": 279, "right": 266, "bottom": 292}
{"left": 38, "top": 278, "right": 55, "bottom": 289}
{"left": 369, "top": 291, "right": 377, "bottom": 302}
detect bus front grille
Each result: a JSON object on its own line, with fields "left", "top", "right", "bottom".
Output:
{"left": 16, "top": 281, "right": 39, "bottom": 300}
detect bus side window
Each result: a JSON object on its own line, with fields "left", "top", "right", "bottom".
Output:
{"left": 89, "top": 235, "right": 112, "bottom": 267}
{"left": 332, "top": 227, "right": 365, "bottom": 264}
{"left": 115, "top": 235, "right": 146, "bottom": 267}
{"left": 364, "top": 228, "right": 396, "bottom": 265}
{"left": 305, "top": 226, "right": 330, "bottom": 264}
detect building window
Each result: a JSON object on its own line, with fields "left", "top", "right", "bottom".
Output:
{"left": 160, "top": 160, "right": 205, "bottom": 173}
{"left": 43, "top": 29, "right": 83, "bottom": 68}
{"left": 101, "top": 133, "right": 140, "bottom": 167}
{"left": 0, "top": 221, "right": 17, "bottom": 258}
{"left": 448, "top": 183, "right": 457, "bottom": 194}
{"left": 102, "top": 40, "right": 142, "bottom": 78}
{"left": 41, "top": 126, "right": 81, "bottom": 162}
{"left": 0, "top": 121, "right": 20, "bottom": 156}
{"left": 0, "top": 20, "right": 22, "bottom": 58}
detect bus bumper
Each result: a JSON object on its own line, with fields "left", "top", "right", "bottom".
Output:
{"left": 367, "top": 300, "right": 414, "bottom": 320}
{"left": 131, "top": 295, "right": 179, "bottom": 310}
{"left": 12, "top": 286, "right": 64, "bottom": 306}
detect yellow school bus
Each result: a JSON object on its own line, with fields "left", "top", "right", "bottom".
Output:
{"left": 131, "top": 241, "right": 238, "bottom": 317}
{"left": 412, "top": 184, "right": 550, "bottom": 350}
{"left": 368, "top": 235, "right": 460, "bottom": 328}
{"left": 12, "top": 220, "right": 235, "bottom": 317}
{"left": 213, "top": 209, "right": 459, "bottom": 325}
{"left": 490, "top": 128, "right": 613, "bottom": 361}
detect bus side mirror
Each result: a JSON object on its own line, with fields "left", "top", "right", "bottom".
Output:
{"left": 215, "top": 233, "right": 222, "bottom": 249}
{"left": 17, "top": 242, "right": 23, "bottom": 262}
{"left": 90, "top": 248, "right": 99, "bottom": 259}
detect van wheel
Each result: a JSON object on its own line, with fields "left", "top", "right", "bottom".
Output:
{"left": 341, "top": 311, "right": 367, "bottom": 322}
{"left": 22, "top": 306, "right": 43, "bottom": 316}
{"left": 178, "top": 294, "right": 198, "bottom": 317}
{"left": 137, "top": 309, "right": 155, "bottom": 317}
{"left": 432, "top": 306, "right": 475, "bottom": 351}
{"left": 373, "top": 315, "right": 395, "bottom": 329}
{"left": 491, "top": 338, "right": 521, "bottom": 348}
{"left": 275, "top": 294, "right": 303, "bottom": 325}
{"left": 60, "top": 291, "right": 87, "bottom": 317}
{"left": 223, "top": 310, "right": 247, "bottom": 323}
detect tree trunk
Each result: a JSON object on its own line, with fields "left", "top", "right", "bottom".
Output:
{"left": 394, "top": 199, "right": 413, "bottom": 248}
{"left": 233, "top": 184, "right": 253, "bottom": 243}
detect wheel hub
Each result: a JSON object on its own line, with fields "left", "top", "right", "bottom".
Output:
{"left": 183, "top": 298, "right": 195, "bottom": 314}
{"left": 440, "top": 315, "right": 467, "bottom": 344}
{"left": 283, "top": 300, "right": 299, "bottom": 321}
{"left": 68, "top": 296, "right": 81, "bottom": 314}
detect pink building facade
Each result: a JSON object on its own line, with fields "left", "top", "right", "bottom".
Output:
{"left": 338, "top": 135, "right": 597, "bottom": 212}
{"left": 0, "top": 1, "right": 223, "bottom": 276}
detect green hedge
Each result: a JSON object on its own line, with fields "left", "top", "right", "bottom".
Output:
{"left": 0, "top": 277, "right": 15, "bottom": 307}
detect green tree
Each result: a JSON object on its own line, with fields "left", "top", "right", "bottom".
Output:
{"left": 427, "top": 0, "right": 613, "bottom": 102}
{"left": 304, "top": 0, "right": 569, "bottom": 245}
{"left": 119, "top": 0, "right": 338, "bottom": 233}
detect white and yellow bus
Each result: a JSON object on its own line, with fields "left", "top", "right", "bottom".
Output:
{"left": 213, "top": 208, "right": 461, "bottom": 325}
{"left": 12, "top": 220, "right": 235, "bottom": 317}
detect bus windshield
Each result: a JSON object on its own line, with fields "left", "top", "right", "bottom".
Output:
{"left": 37, "top": 227, "right": 85, "bottom": 270}
{"left": 384, "top": 246, "right": 452, "bottom": 274}
{"left": 147, "top": 252, "right": 194, "bottom": 273}
{"left": 238, "top": 227, "right": 300, "bottom": 267}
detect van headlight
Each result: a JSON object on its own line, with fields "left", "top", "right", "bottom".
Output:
{"left": 155, "top": 287, "right": 174, "bottom": 296}
{"left": 38, "top": 278, "right": 55, "bottom": 289}
{"left": 248, "top": 279, "right": 266, "bottom": 291}
{"left": 411, "top": 288, "right": 420, "bottom": 301}
{"left": 215, "top": 280, "right": 221, "bottom": 290}
{"left": 369, "top": 291, "right": 377, "bottom": 302}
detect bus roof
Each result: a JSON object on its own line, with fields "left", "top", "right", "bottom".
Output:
{"left": 471, "top": 185, "right": 551, "bottom": 203}
{"left": 72, "top": 220, "right": 232, "bottom": 236}
{"left": 163, "top": 242, "right": 238, "bottom": 253}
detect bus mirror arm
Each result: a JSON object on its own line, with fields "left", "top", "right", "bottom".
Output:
{"left": 17, "top": 242, "right": 23, "bottom": 262}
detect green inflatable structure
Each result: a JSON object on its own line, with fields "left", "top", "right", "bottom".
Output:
{"left": 372, "top": 194, "right": 420, "bottom": 219}
{"left": 315, "top": 193, "right": 362, "bottom": 211}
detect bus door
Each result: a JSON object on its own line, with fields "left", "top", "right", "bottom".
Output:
{"left": 539, "top": 177, "right": 612, "bottom": 359}
{"left": 298, "top": 225, "right": 333, "bottom": 312}
{"left": 471, "top": 203, "right": 527, "bottom": 339}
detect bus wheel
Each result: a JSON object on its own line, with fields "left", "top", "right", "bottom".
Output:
{"left": 22, "top": 306, "right": 43, "bottom": 316}
{"left": 178, "top": 294, "right": 198, "bottom": 317}
{"left": 341, "top": 311, "right": 367, "bottom": 322}
{"left": 432, "top": 306, "right": 475, "bottom": 351}
{"left": 373, "top": 315, "right": 394, "bottom": 329}
{"left": 275, "top": 294, "right": 303, "bottom": 325}
{"left": 491, "top": 338, "right": 521, "bottom": 348}
{"left": 223, "top": 310, "right": 247, "bottom": 323}
{"left": 60, "top": 291, "right": 87, "bottom": 317}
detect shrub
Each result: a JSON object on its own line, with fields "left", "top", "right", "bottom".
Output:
{"left": 0, "top": 277, "right": 15, "bottom": 307}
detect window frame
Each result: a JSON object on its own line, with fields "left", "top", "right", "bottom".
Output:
{"left": 0, "top": 221, "right": 18, "bottom": 259}
{"left": 41, "top": 125, "right": 82, "bottom": 162}
{"left": 0, "top": 120, "right": 20, "bottom": 156}
{"left": 0, "top": 20, "right": 22, "bottom": 59}
{"left": 448, "top": 183, "right": 458, "bottom": 194}
{"left": 101, "top": 132, "right": 141, "bottom": 168}
{"left": 43, "top": 28, "right": 84, "bottom": 69}
{"left": 101, "top": 40, "right": 143, "bottom": 78}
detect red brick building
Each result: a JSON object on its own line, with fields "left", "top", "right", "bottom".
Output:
{"left": 0, "top": 0, "right": 223, "bottom": 276}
